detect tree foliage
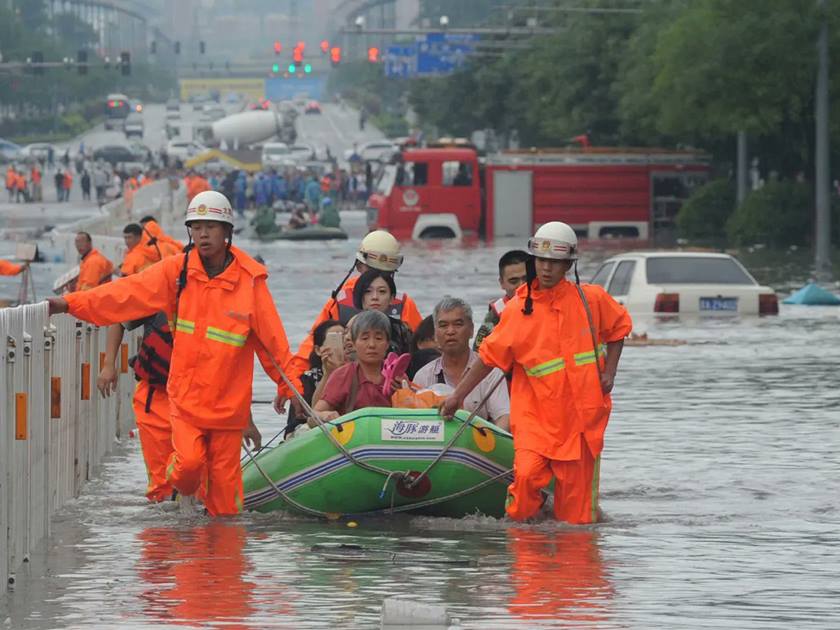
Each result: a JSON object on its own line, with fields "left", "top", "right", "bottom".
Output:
{"left": 677, "top": 179, "right": 736, "bottom": 242}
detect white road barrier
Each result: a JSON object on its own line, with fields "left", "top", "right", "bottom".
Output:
{"left": 1, "top": 303, "right": 139, "bottom": 592}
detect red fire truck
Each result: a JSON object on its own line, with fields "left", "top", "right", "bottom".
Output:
{"left": 366, "top": 146, "right": 711, "bottom": 243}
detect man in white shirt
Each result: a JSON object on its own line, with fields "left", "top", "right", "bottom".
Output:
{"left": 413, "top": 297, "right": 510, "bottom": 431}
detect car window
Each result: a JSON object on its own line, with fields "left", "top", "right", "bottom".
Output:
{"left": 396, "top": 161, "right": 428, "bottom": 186}
{"left": 590, "top": 262, "right": 615, "bottom": 287}
{"left": 442, "top": 160, "right": 473, "bottom": 186}
{"left": 608, "top": 261, "right": 636, "bottom": 296}
{"left": 646, "top": 257, "right": 755, "bottom": 285}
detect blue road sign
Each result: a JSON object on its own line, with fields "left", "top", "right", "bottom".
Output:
{"left": 384, "top": 44, "right": 418, "bottom": 78}
{"left": 384, "top": 34, "right": 478, "bottom": 78}
{"left": 415, "top": 33, "right": 477, "bottom": 75}
{"left": 264, "top": 75, "right": 325, "bottom": 100}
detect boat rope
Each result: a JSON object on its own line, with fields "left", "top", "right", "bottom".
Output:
{"left": 404, "top": 372, "right": 507, "bottom": 490}
{"left": 242, "top": 443, "right": 330, "bottom": 518}
{"left": 251, "top": 352, "right": 512, "bottom": 518}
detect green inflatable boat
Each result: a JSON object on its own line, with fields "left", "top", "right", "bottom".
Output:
{"left": 242, "top": 407, "right": 514, "bottom": 518}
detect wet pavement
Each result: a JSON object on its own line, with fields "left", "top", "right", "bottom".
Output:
{"left": 2, "top": 218, "right": 839, "bottom": 628}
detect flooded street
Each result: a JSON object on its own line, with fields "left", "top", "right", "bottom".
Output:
{"left": 2, "top": 217, "right": 840, "bottom": 629}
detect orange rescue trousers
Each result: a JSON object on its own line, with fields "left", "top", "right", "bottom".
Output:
{"left": 133, "top": 381, "right": 174, "bottom": 503}
{"left": 506, "top": 440, "right": 600, "bottom": 525}
{"left": 166, "top": 417, "right": 244, "bottom": 516}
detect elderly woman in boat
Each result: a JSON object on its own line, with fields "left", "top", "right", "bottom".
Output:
{"left": 313, "top": 310, "right": 403, "bottom": 421}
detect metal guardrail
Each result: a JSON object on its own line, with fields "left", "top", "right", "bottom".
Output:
{"left": 1, "top": 303, "right": 139, "bottom": 592}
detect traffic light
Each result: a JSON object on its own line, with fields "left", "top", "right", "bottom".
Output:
{"left": 272, "top": 63, "right": 280, "bottom": 73}
{"left": 77, "top": 49, "right": 88, "bottom": 75}
{"left": 330, "top": 46, "right": 341, "bottom": 65}
{"left": 288, "top": 63, "right": 296, "bottom": 73}
{"left": 120, "top": 51, "right": 131, "bottom": 76}
{"left": 367, "top": 46, "right": 380, "bottom": 63}
{"left": 304, "top": 63, "right": 312, "bottom": 74}
{"left": 292, "top": 45, "right": 303, "bottom": 64}
{"left": 200, "top": 41, "right": 206, "bottom": 54}
{"left": 320, "top": 39, "right": 329, "bottom": 53}
{"left": 273, "top": 40, "right": 282, "bottom": 55}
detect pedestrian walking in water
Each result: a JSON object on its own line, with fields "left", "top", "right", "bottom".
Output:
{"left": 442, "top": 222, "right": 632, "bottom": 525}
{"left": 81, "top": 170, "right": 91, "bottom": 201}
{"left": 30, "top": 164, "right": 43, "bottom": 202}
{"left": 54, "top": 170, "right": 64, "bottom": 202}
{"left": 47, "top": 191, "right": 300, "bottom": 516}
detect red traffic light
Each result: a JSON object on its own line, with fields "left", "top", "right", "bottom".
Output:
{"left": 293, "top": 46, "right": 303, "bottom": 63}
{"left": 320, "top": 39, "right": 329, "bottom": 53}
{"left": 330, "top": 46, "right": 341, "bottom": 64}
{"left": 273, "top": 40, "right": 282, "bottom": 55}
{"left": 367, "top": 46, "right": 380, "bottom": 63}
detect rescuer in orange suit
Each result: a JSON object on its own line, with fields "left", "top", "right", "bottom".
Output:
{"left": 47, "top": 191, "right": 299, "bottom": 516}
{"left": 120, "top": 223, "right": 161, "bottom": 276}
{"left": 140, "top": 215, "right": 184, "bottom": 252}
{"left": 285, "top": 230, "right": 422, "bottom": 410}
{"left": 97, "top": 313, "right": 178, "bottom": 503}
{"left": 442, "top": 222, "right": 632, "bottom": 524}
{"left": 185, "top": 171, "right": 211, "bottom": 202}
{"left": 0, "top": 259, "right": 26, "bottom": 275}
{"left": 74, "top": 231, "right": 114, "bottom": 290}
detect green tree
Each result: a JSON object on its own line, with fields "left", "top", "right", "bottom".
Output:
{"left": 726, "top": 181, "right": 813, "bottom": 247}
{"left": 677, "top": 178, "right": 736, "bottom": 242}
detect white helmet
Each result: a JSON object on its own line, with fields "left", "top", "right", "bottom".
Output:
{"left": 185, "top": 190, "right": 234, "bottom": 226}
{"left": 356, "top": 230, "right": 404, "bottom": 272}
{"left": 528, "top": 222, "right": 578, "bottom": 260}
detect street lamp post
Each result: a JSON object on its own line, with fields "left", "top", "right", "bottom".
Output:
{"left": 815, "top": 0, "right": 832, "bottom": 282}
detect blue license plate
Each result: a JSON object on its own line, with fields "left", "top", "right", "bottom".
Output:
{"left": 700, "top": 297, "right": 738, "bottom": 311}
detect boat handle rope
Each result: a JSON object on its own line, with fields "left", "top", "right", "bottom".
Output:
{"left": 404, "top": 372, "right": 507, "bottom": 490}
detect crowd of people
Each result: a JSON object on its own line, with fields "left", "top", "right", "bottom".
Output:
{"left": 38, "top": 188, "right": 631, "bottom": 526}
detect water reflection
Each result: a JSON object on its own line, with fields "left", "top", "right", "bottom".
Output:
{"left": 507, "top": 527, "right": 612, "bottom": 624}
{"left": 137, "top": 523, "right": 255, "bottom": 628}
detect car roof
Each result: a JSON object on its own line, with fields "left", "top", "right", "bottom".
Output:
{"left": 602, "top": 251, "right": 735, "bottom": 262}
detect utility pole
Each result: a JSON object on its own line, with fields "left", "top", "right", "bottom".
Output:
{"left": 736, "top": 131, "right": 748, "bottom": 204}
{"left": 815, "top": 0, "right": 832, "bottom": 282}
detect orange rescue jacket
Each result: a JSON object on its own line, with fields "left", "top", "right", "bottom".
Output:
{"left": 478, "top": 279, "right": 632, "bottom": 460}
{"left": 0, "top": 259, "right": 23, "bottom": 276}
{"left": 121, "top": 243, "right": 159, "bottom": 276}
{"left": 77, "top": 248, "right": 114, "bottom": 290}
{"left": 65, "top": 245, "right": 300, "bottom": 429}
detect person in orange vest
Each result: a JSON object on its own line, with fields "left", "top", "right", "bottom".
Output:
{"left": 5, "top": 166, "right": 15, "bottom": 202}
{"left": 121, "top": 223, "right": 160, "bottom": 276}
{"left": 473, "top": 249, "right": 529, "bottom": 351}
{"left": 14, "top": 169, "right": 27, "bottom": 202}
{"left": 30, "top": 164, "right": 42, "bottom": 202}
{"left": 185, "top": 170, "right": 210, "bottom": 202}
{"left": 47, "top": 191, "right": 300, "bottom": 516}
{"left": 140, "top": 215, "right": 184, "bottom": 257}
{"left": 74, "top": 231, "right": 114, "bottom": 290}
{"left": 98, "top": 311, "right": 178, "bottom": 503}
{"left": 0, "top": 259, "right": 27, "bottom": 276}
{"left": 62, "top": 169, "right": 73, "bottom": 202}
{"left": 442, "top": 222, "right": 632, "bottom": 524}
{"left": 285, "top": 230, "right": 423, "bottom": 411}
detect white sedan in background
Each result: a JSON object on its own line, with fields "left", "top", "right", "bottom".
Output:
{"left": 589, "top": 252, "right": 778, "bottom": 315}
{"left": 166, "top": 140, "right": 208, "bottom": 162}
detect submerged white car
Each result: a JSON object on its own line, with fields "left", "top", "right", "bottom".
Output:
{"left": 589, "top": 252, "right": 778, "bottom": 315}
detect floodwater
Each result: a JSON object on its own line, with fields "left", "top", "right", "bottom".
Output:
{"left": 2, "top": 215, "right": 840, "bottom": 628}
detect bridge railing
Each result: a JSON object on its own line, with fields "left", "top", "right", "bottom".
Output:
{"left": 1, "top": 303, "right": 139, "bottom": 593}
